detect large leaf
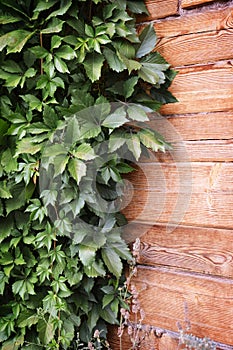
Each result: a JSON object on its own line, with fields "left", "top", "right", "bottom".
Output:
{"left": 136, "top": 23, "right": 157, "bottom": 58}
{"left": 41, "top": 18, "right": 64, "bottom": 34}
{"left": 83, "top": 53, "right": 105, "bottom": 82}
{"left": 37, "top": 318, "right": 55, "bottom": 345}
{"left": 0, "top": 30, "right": 35, "bottom": 53}
{"left": 79, "top": 245, "right": 96, "bottom": 266}
{"left": 103, "top": 47, "right": 126, "bottom": 72}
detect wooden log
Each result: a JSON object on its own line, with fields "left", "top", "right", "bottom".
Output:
{"left": 138, "top": 0, "right": 178, "bottom": 21}
{"left": 122, "top": 162, "right": 233, "bottom": 229}
{"left": 181, "top": 0, "right": 216, "bottom": 8}
{"left": 152, "top": 7, "right": 233, "bottom": 38}
{"left": 160, "top": 64, "right": 233, "bottom": 115}
{"left": 131, "top": 266, "right": 233, "bottom": 345}
{"left": 156, "top": 28, "right": 233, "bottom": 67}
{"left": 136, "top": 224, "right": 233, "bottom": 278}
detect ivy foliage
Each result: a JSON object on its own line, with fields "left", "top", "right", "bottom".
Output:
{"left": 0, "top": 0, "right": 177, "bottom": 349}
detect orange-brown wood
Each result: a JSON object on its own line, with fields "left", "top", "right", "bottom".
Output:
{"left": 153, "top": 7, "right": 233, "bottom": 38}
{"left": 156, "top": 29, "right": 233, "bottom": 67}
{"left": 160, "top": 64, "right": 233, "bottom": 115}
{"left": 181, "top": 0, "right": 216, "bottom": 8}
{"left": 132, "top": 266, "right": 233, "bottom": 345}
{"left": 135, "top": 224, "right": 233, "bottom": 278}
{"left": 138, "top": 0, "right": 178, "bottom": 21}
{"left": 122, "top": 162, "right": 233, "bottom": 229}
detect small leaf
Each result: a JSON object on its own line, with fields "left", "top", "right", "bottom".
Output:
{"left": 55, "top": 45, "right": 76, "bottom": 60}
{"left": 79, "top": 245, "right": 96, "bottom": 266}
{"left": 54, "top": 56, "right": 69, "bottom": 73}
{"left": 103, "top": 47, "right": 126, "bottom": 72}
{"left": 123, "top": 77, "right": 138, "bottom": 99}
{"left": 101, "top": 247, "right": 123, "bottom": 278}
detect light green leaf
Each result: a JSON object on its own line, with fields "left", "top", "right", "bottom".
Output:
{"left": 1, "top": 148, "right": 18, "bottom": 173}
{"left": 41, "top": 18, "right": 64, "bottom": 34}
{"left": 0, "top": 182, "right": 12, "bottom": 199}
{"left": 102, "top": 107, "right": 128, "bottom": 129}
{"left": 139, "top": 129, "right": 163, "bottom": 152}
{"left": 127, "top": 1, "right": 149, "bottom": 14}
{"left": 136, "top": 23, "right": 157, "bottom": 58}
{"left": 55, "top": 45, "right": 76, "bottom": 60}
{"left": 68, "top": 158, "right": 86, "bottom": 184}
{"left": 46, "top": 0, "right": 72, "bottom": 20}
{"left": 37, "top": 319, "right": 55, "bottom": 345}
{"left": 0, "top": 30, "right": 35, "bottom": 54}
{"left": 33, "top": 0, "right": 58, "bottom": 13}
{"left": 79, "top": 245, "right": 96, "bottom": 266}
{"left": 127, "top": 134, "right": 141, "bottom": 161}
{"left": 15, "top": 138, "right": 43, "bottom": 156}
{"left": 83, "top": 53, "right": 105, "bottom": 82}
{"left": 21, "top": 94, "right": 42, "bottom": 111}
{"left": 42, "top": 144, "right": 68, "bottom": 158}
{"left": 0, "top": 13, "right": 21, "bottom": 24}
{"left": 139, "top": 63, "right": 166, "bottom": 85}
{"left": 72, "top": 143, "right": 95, "bottom": 160}
{"left": 118, "top": 53, "right": 141, "bottom": 74}
{"left": 54, "top": 56, "right": 69, "bottom": 73}
{"left": 51, "top": 35, "right": 62, "bottom": 50}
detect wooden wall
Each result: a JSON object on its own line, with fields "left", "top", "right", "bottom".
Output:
{"left": 109, "top": 1, "right": 233, "bottom": 349}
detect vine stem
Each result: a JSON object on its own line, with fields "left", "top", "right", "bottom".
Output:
{"left": 39, "top": 32, "right": 44, "bottom": 75}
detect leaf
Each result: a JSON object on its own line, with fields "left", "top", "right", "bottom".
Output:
{"left": 102, "top": 107, "right": 128, "bottom": 129}
{"left": 118, "top": 53, "right": 141, "bottom": 74}
{"left": 54, "top": 56, "right": 69, "bottom": 73}
{"left": 136, "top": 23, "right": 157, "bottom": 58}
{"left": 139, "top": 129, "right": 163, "bottom": 152}
{"left": 139, "top": 63, "right": 166, "bottom": 85}
{"left": 55, "top": 45, "right": 76, "bottom": 60}
{"left": 1, "top": 148, "right": 18, "bottom": 173}
{"left": 0, "top": 182, "right": 12, "bottom": 199}
{"left": 33, "top": 0, "right": 58, "bottom": 13}
{"left": 103, "top": 47, "right": 126, "bottom": 72}
{"left": 127, "top": 1, "right": 149, "bottom": 14}
{"left": 127, "top": 134, "right": 141, "bottom": 161}
{"left": 68, "top": 158, "right": 86, "bottom": 185}
{"left": 21, "top": 94, "right": 42, "bottom": 111}
{"left": 72, "top": 143, "right": 95, "bottom": 160}
{"left": 79, "top": 245, "right": 96, "bottom": 266}
{"left": 123, "top": 77, "right": 138, "bottom": 99}
{"left": 46, "top": 0, "right": 72, "bottom": 20}
{"left": 41, "top": 18, "right": 64, "bottom": 34}
{"left": 37, "top": 319, "right": 55, "bottom": 345}
{"left": 15, "top": 138, "right": 43, "bottom": 156}
{"left": 101, "top": 247, "right": 123, "bottom": 278}
{"left": 0, "top": 13, "right": 21, "bottom": 24}
{"left": 83, "top": 53, "right": 105, "bottom": 82}
{"left": 0, "top": 30, "right": 35, "bottom": 54}
{"left": 127, "top": 104, "right": 149, "bottom": 121}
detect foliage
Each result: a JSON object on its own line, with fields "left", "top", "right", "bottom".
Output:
{"left": 0, "top": 0, "right": 176, "bottom": 348}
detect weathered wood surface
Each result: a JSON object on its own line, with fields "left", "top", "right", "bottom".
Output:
{"left": 161, "top": 112, "right": 233, "bottom": 141}
{"left": 131, "top": 266, "right": 233, "bottom": 346}
{"left": 138, "top": 0, "right": 178, "bottom": 21}
{"left": 181, "top": 0, "right": 216, "bottom": 8}
{"left": 135, "top": 224, "right": 233, "bottom": 278}
{"left": 122, "top": 162, "right": 233, "bottom": 228}
{"left": 153, "top": 7, "right": 233, "bottom": 38}
{"left": 160, "top": 63, "right": 233, "bottom": 115}
{"left": 156, "top": 29, "right": 233, "bottom": 67}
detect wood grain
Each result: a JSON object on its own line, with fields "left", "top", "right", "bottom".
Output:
{"left": 122, "top": 162, "right": 233, "bottom": 228}
{"left": 153, "top": 7, "right": 233, "bottom": 38}
{"left": 132, "top": 266, "right": 233, "bottom": 345}
{"left": 156, "top": 29, "right": 233, "bottom": 67}
{"left": 138, "top": 0, "right": 178, "bottom": 21}
{"left": 160, "top": 64, "right": 233, "bottom": 115}
{"left": 181, "top": 0, "right": 216, "bottom": 8}
{"left": 135, "top": 224, "right": 233, "bottom": 278}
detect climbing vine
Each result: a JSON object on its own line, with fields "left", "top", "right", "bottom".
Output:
{"left": 0, "top": 0, "right": 176, "bottom": 348}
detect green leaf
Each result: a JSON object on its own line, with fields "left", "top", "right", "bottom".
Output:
{"left": 127, "top": 1, "right": 149, "bottom": 14}
{"left": 15, "top": 138, "right": 43, "bottom": 156}
{"left": 1, "top": 60, "right": 22, "bottom": 73}
{"left": 139, "top": 129, "right": 164, "bottom": 152}
{"left": 37, "top": 318, "right": 55, "bottom": 345}
{"left": 123, "top": 77, "right": 138, "bottom": 99}
{"left": 51, "top": 35, "right": 62, "bottom": 50}
{"left": 33, "top": 0, "right": 58, "bottom": 13}
{"left": 79, "top": 245, "right": 96, "bottom": 266}
{"left": 68, "top": 158, "right": 86, "bottom": 185}
{"left": 41, "top": 18, "right": 64, "bottom": 34}
{"left": 101, "top": 247, "right": 123, "bottom": 278}
{"left": 103, "top": 47, "right": 126, "bottom": 72}
{"left": 1, "top": 148, "right": 18, "bottom": 173}
{"left": 118, "top": 53, "right": 141, "bottom": 74}
{"left": 102, "top": 107, "right": 128, "bottom": 129}
{"left": 139, "top": 63, "right": 166, "bottom": 85}
{"left": 83, "top": 53, "right": 105, "bottom": 82}
{"left": 136, "top": 23, "right": 157, "bottom": 58}
{"left": 72, "top": 143, "right": 95, "bottom": 160}
{"left": 127, "top": 104, "right": 149, "bottom": 121}
{"left": 0, "top": 181, "right": 12, "bottom": 199}
{"left": 102, "top": 294, "right": 114, "bottom": 308}
{"left": 0, "top": 13, "right": 21, "bottom": 24}
{"left": 46, "top": 0, "right": 72, "bottom": 20}
{"left": 127, "top": 134, "right": 141, "bottom": 161}
{"left": 0, "top": 271, "right": 8, "bottom": 295}
{"left": 0, "top": 30, "right": 35, "bottom": 54}
{"left": 55, "top": 45, "right": 76, "bottom": 60}
{"left": 21, "top": 94, "right": 43, "bottom": 111}
{"left": 54, "top": 56, "right": 69, "bottom": 73}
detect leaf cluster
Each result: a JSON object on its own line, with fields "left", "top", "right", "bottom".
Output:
{"left": 0, "top": 0, "right": 177, "bottom": 348}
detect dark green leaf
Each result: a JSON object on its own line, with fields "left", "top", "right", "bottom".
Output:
{"left": 136, "top": 23, "right": 157, "bottom": 58}
{"left": 83, "top": 53, "right": 105, "bottom": 82}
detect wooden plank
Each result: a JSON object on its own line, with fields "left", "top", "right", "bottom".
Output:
{"left": 153, "top": 7, "right": 233, "bottom": 38}
{"left": 136, "top": 224, "right": 233, "bottom": 278}
{"left": 182, "top": 0, "right": 216, "bottom": 8}
{"left": 131, "top": 266, "right": 233, "bottom": 345}
{"left": 138, "top": 0, "right": 178, "bottom": 21}
{"left": 156, "top": 29, "right": 233, "bottom": 67}
{"left": 154, "top": 140, "right": 233, "bottom": 162}
{"left": 122, "top": 162, "right": 233, "bottom": 228}
{"left": 159, "top": 112, "right": 233, "bottom": 141}
{"left": 160, "top": 64, "right": 233, "bottom": 115}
